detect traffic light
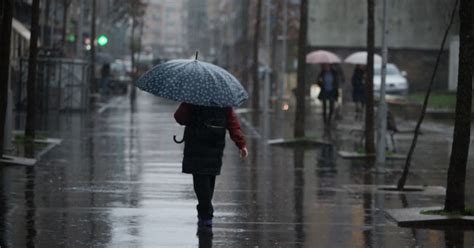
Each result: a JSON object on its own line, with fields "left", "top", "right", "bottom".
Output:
{"left": 66, "top": 34, "right": 76, "bottom": 43}
{"left": 97, "top": 34, "right": 108, "bottom": 46}
{"left": 84, "top": 37, "right": 91, "bottom": 50}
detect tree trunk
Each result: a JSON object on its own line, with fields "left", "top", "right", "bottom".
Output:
{"left": 397, "top": 0, "right": 458, "bottom": 190}
{"left": 130, "top": 9, "right": 137, "bottom": 101}
{"left": 364, "top": 0, "right": 375, "bottom": 154}
{"left": 25, "top": 0, "right": 41, "bottom": 140}
{"left": 294, "top": 0, "right": 308, "bottom": 138}
{"left": 251, "top": 0, "right": 262, "bottom": 113}
{"left": 0, "top": 0, "right": 3, "bottom": 26}
{"left": 130, "top": 17, "right": 143, "bottom": 102}
{"left": 0, "top": 0, "right": 13, "bottom": 157}
{"left": 90, "top": 0, "right": 97, "bottom": 94}
{"left": 270, "top": 0, "right": 280, "bottom": 107}
{"left": 240, "top": 0, "right": 250, "bottom": 95}
{"left": 444, "top": 0, "right": 473, "bottom": 213}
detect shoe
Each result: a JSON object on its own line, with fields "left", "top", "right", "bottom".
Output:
{"left": 198, "top": 217, "right": 213, "bottom": 228}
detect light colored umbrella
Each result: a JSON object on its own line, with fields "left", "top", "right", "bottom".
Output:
{"left": 135, "top": 54, "right": 248, "bottom": 107}
{"left": 344, "top": 51, "right": 382, "bottom": 65}
{"left": 306, "top": 50, "right": 341, "bottom": 64}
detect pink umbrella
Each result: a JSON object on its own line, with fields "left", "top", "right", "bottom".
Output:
{"left": 344, "top": 51, "right": 382, "bottom": 65}
{"left": 306, "top": 50, "right": 342, "bottom": 64}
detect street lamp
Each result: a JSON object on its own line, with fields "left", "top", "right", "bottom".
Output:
{"left": 376, "top": 0, "right": 389, "bottom": 166}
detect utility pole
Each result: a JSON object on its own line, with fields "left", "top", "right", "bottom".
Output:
{"left": 376, "top": 0, "right": 388, "bottom": 166}
{"left": 90, "top": 0, "right": 97, "bottom": 94}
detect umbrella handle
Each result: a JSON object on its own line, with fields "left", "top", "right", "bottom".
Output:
{"left": 173, "top": 134, "right": 185, "bottom": 144}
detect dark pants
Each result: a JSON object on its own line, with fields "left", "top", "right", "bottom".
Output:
{"left": 193, "top": 174, "right": 216, "bottom": 219}
{"left": 322, "top": 99, "right": 335, "bottom": 122}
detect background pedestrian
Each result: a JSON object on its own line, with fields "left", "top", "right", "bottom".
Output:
{"left": 317, "top": 63, "right": 340, "bottom": 123}
{"left": 351, "top": 64, "right": 366, "bottom": 120}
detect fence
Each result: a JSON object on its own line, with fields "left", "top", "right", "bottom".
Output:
{"left": 15, "top": 58, "right": 90, "bottom": 112}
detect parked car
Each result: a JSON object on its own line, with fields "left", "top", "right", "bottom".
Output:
{"left": 373, "top": 63, "right": 409, "bottom": 95}
{"left": 110, "top": 59, "right": 132, "bottom": 94}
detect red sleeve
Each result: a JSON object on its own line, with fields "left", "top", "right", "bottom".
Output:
{"left": 226, "top": 108, "right": 246, "bottom": 149}
{"left": 174, "top": 103, "right": 192, "bottom": 125}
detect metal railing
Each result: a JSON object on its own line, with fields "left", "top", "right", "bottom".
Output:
{"left": 16, "top": 58, "right": 90, "bottom": 112}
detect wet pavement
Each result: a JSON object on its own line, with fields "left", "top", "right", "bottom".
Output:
{"left": 1, "top": 92, "right": 474, "bottom": 247}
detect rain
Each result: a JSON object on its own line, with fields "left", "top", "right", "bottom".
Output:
{"left": 0, "top": 0, "right": 473, "bottom": 247}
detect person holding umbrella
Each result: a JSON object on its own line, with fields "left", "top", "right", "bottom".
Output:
{"left": 135, "top": 52, "right": 249, "bottom": 229}
{"left": 351, "top": 65, "right": 366, "bottom": 120}
{"left": 317, "top": 63, "right": 340, "bottom": 123}
{"left": 174, "top": 103, "right": 248, "bottom": 228}
{"left": 306, "top": 50, "right": 342, "bottom": 124}
{"left": 344, "top": 52, "right": 382, "bottom": 120}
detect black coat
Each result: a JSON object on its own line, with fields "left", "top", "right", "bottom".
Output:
{"left": 182, "top": 106, "right": 228, "bottom": 175}
{"left": 351, "top": 67, "right": 366, "bottom": 103}
{"left": 317, "top": 69, "right": 340, "bottom": 101}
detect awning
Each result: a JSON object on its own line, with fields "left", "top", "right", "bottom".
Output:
{"left": 12, "top": 18, "right": 30, "bottom": 41}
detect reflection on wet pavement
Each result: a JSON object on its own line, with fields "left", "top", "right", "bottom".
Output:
{"left": 0, "top": 93, "right": 473, "bottom": 247}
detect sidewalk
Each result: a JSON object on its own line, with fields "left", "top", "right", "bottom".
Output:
{"left": 1, "top": 92, "right": 473, "bottom": 247}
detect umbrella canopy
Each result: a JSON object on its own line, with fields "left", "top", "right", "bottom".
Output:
{"left": 344, "top": 51, "right": 382, "bottom": 65}
{"left": 306, "top": 50, "right": 341, "bottom": 64}
{"left": 135, "top": 59, "right": 248, "bottom": 107}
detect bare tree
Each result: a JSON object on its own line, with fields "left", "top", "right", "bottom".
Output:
{"left": 251, "top": 0, "right": 263, "bottom": 113}
{"left": 0, "top": 0, "right": 13, "bottom": 157}
{"left": 397, "top": 0, "right": 458, "bottom": 190}
{"left": 293, "top": 0, "right": 308, "bottom": 138}
{"left": 364, "top": 0, "right": 375, "bottom": 154}
{"left": 25, "top": 0, "right": 41, "bottom": 141}
{"left": 106, "top": 0, "right": 136, "bottom": 24}
{"left": 444, "top": 0, "right": 473, "bottom": 213}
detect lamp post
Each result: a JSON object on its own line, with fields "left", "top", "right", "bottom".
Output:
{"left": 278, "top": 0, "right": 288, "bottom": 123}
{"left": 376, "top": 0, "right": 389, "bottom": 166}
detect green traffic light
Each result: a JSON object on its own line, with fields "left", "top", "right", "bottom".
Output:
{"left": 97, "top": 35, "right": 108, "bottom": 46}
{"left": 66, "top": 34, "right": 76, "bottom": 42}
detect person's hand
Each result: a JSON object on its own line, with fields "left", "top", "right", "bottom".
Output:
{"left": 239, "top": 147, "right": 248, "bottom": 159}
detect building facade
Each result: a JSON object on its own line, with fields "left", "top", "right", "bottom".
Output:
{"left": 307, "top": 0, "right": 459, "bottom": 91}
{"left": 143, "top": 0, "right": 187, "bottom": 59}
{"left": 186, "top": 0, "right": 211, "bottom": 60}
